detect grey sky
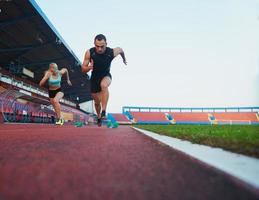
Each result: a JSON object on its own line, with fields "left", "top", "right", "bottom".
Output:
{"left": 36, "top": 0, "right": 259, "bottom": 112}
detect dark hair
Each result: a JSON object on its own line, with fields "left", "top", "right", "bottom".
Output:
{"left": 94, "top": 34, "right": 106, "bottom": 42}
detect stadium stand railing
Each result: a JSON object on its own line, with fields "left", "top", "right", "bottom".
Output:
{"left": 0, "top": 71, "right": 89, "bottom": 124}
{"left": 0, "top": 87, "right": 54, "bottom": 123}
{"left": 0, "top": 69, "right": 76, "bottom": 107}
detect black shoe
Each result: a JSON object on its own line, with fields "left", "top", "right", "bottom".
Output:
{"left": 101, "top": 111, "right": 106, "bottom": 119}
{"left": 97, "top": 118, "right": 102, "bottom": 127}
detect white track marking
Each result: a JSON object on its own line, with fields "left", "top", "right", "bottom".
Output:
{"left": 133, "top": 127, "right": 259, "bottom": 189}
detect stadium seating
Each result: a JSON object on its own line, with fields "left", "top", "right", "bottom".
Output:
{"left": 170, "top": 112, "right": 210, "bottom": 124}
{"left": 213, "top": 112, "right": 259, "bottom": 124}
{"left": 130, "top": 112, "right": 170, "bottom": 124}
{"left": 125, "top": 110, "right": 259, "bottom": 125}
{"left": 129, "top": 112, "right": 210, "bottom": 124}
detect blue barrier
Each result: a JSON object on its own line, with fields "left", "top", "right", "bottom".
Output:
{"left": 107, "top": 113, "right": 116, "bottom": 123}
{"left": 124, "top": 111, "right": 133, "bottom": 120}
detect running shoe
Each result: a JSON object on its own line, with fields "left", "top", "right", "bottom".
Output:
{"left": 55, "top": 118, "right": 64, "bottom": 125}
{"left": 97, "top": 118, "right": 102, "bottom": 127}
{"left": 101, "top": 110, "right": 106, "bottom": 119}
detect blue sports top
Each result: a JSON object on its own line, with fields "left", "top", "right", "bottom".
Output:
{"left": 48, "top": 72, "right": 61, "bottom": 87}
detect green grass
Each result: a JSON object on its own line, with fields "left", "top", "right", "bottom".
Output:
{"left": 134, "top": 125, "right": 259, "bottom": 158}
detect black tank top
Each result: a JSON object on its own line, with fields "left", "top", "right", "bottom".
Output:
{"left": 90, "top": 47, "right": 114, "bottom": 76}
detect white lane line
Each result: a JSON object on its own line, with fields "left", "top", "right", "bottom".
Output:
{"left": 133, "top": 127, "right": 259, "bottom": 189}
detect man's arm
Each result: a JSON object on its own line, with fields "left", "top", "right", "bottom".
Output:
{"left": 113, "top": 47, "right": 127, "bottom": 65}
{"left": 82, "top": 50, "right": 93, "bottom": 73}
{"left": 60, "top": 68, "right": 72, "bottom": 86}
{"left": 39, "top": 71, "right": 50, "bottom": 87}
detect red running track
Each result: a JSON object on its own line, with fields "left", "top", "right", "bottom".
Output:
{"left": 0, "top": 124, "right": 258, "bottom": 200}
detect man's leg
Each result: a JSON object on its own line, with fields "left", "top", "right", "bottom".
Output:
{"left": 100, "top": 76, "right": 112, "bottom": 117}
{"left": 91, "top": 93, "right": 101, "bottom": 118}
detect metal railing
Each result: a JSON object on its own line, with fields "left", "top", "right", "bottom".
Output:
{"left": 0, "top": 73, "right": 76, "bottom": 107}
{"left": 122, "top": 106, "right": 259, "bottom": 113}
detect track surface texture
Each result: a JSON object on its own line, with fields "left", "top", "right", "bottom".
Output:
{"left": 0, "top": 124, "right": 258, "bottom": 200}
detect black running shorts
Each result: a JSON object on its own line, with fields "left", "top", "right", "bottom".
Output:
{"left": 90, "top": 73, "right": 112, "bottom": 93}
{"left": 48, "top": 88, "right": 63, "bottom": 98}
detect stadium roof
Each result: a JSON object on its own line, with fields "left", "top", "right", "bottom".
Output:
{"left": 0, "top": 0, "right": 91, "bottom": 103}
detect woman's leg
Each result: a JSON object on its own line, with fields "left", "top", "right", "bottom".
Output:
{"left": 49, "top": 98, "right": 56, "bottom": 117}
{"left": 51, "top": 92, "right": 64, "bottom": 119}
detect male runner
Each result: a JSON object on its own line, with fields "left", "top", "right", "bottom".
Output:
{"left": 82, "top": 34, "right": 127, "bottom": 126}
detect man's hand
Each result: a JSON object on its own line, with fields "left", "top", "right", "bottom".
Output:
{"left": 113, "top": 47, "right": 127, "bottom": 66}
{"left": 89, "top": 59, "right": 94, "bottom": 70}
{"left": 82, "top": 65, "right": 88, "bottom": 73}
